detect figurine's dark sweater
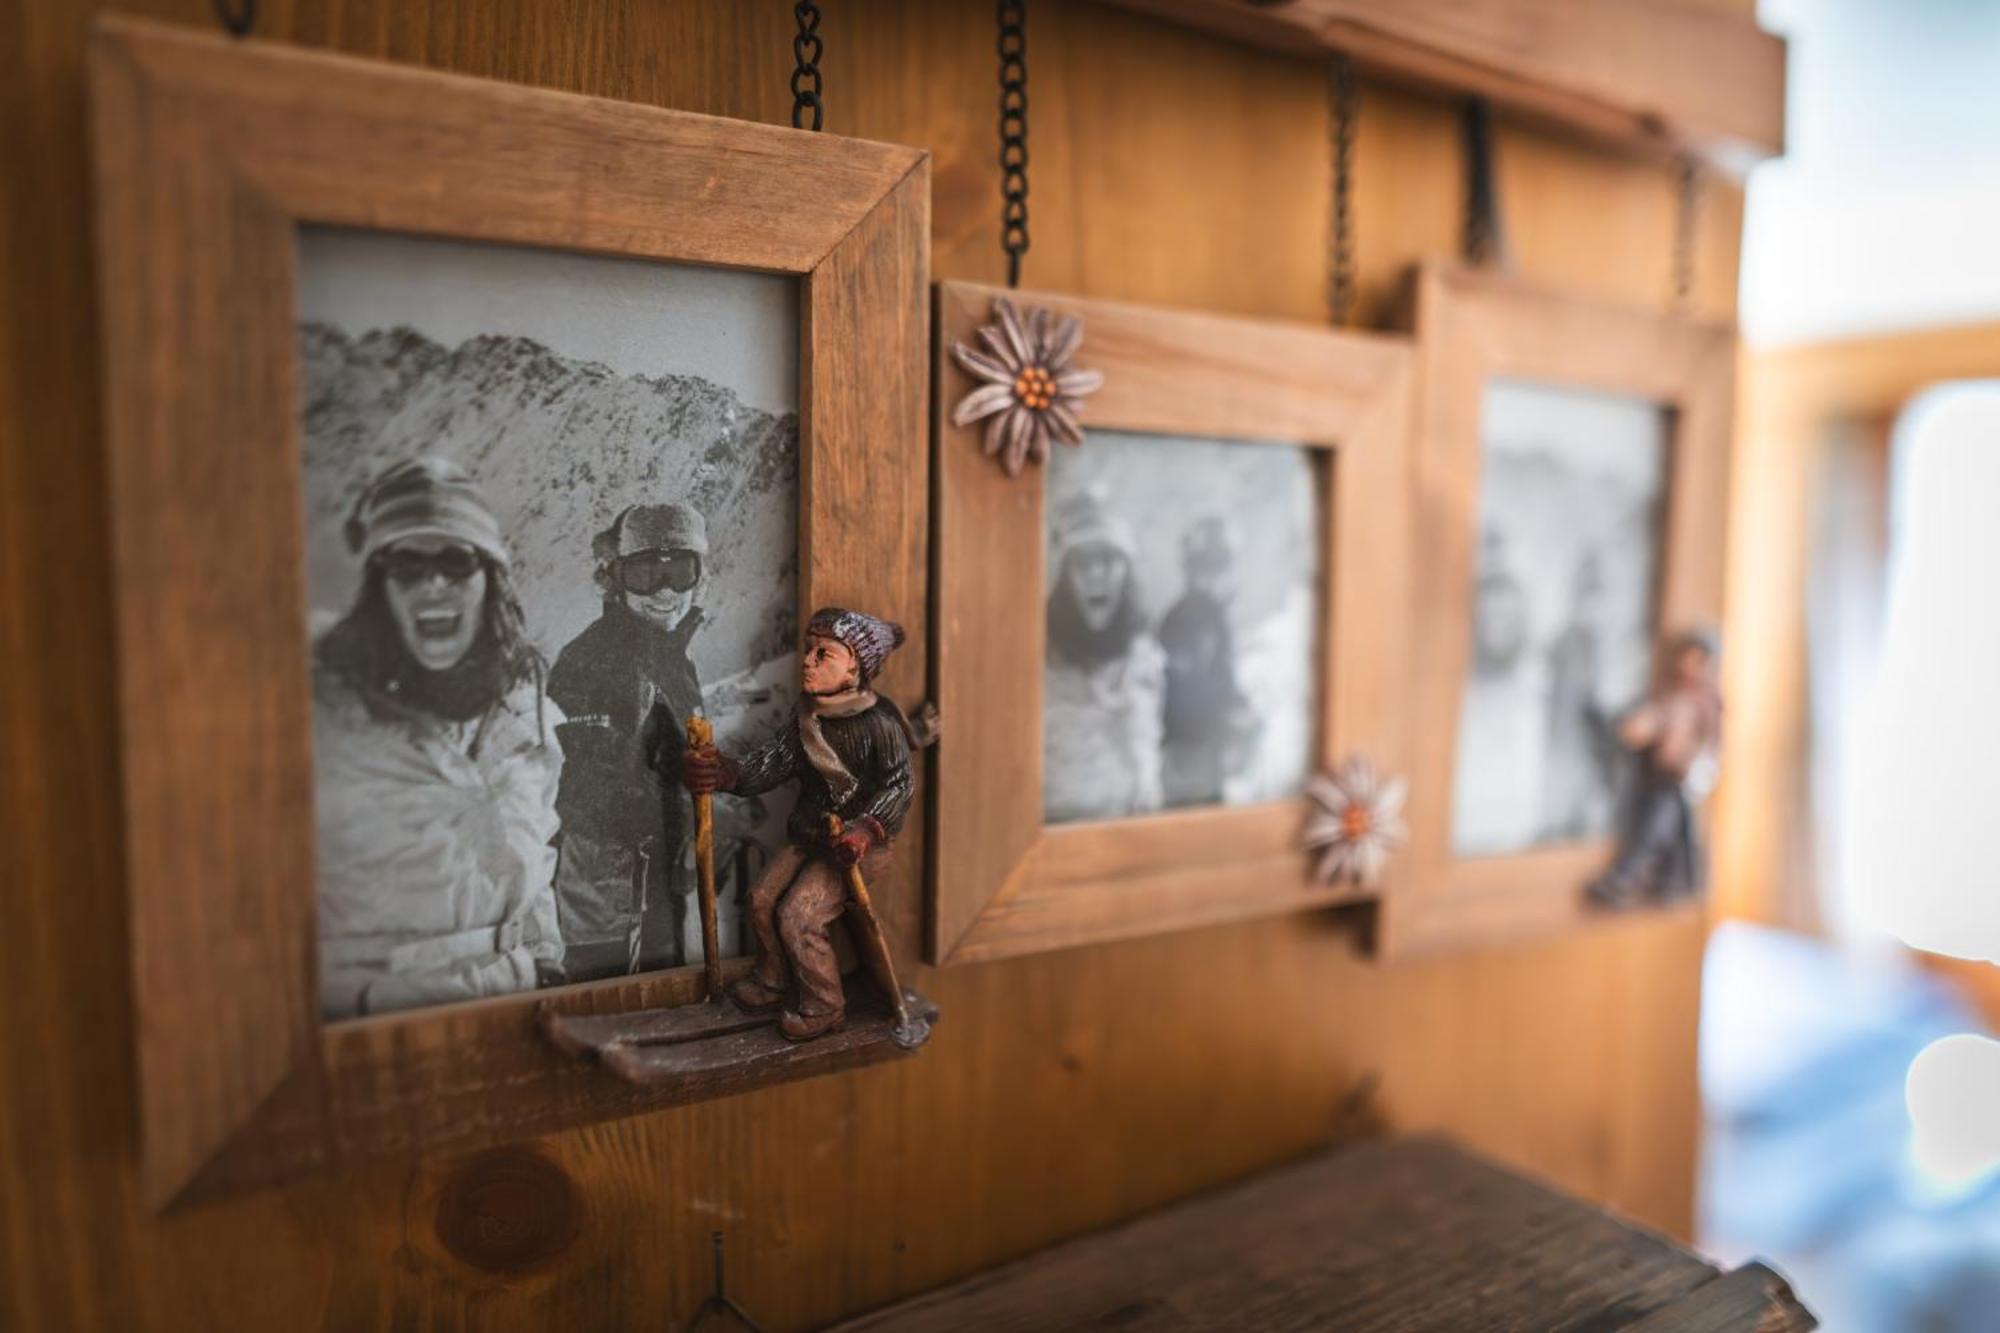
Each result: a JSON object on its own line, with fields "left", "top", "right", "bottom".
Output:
{"left": 731, "top": 698, "right": 914, "bottom": 845}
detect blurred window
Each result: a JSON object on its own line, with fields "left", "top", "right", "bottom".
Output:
{"left": 1840, "top": 382, "right": 2000, "bottom": 956}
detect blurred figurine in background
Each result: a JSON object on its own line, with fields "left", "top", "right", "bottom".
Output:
{"left": 1589, "top": 628, "right": 1723, "bottom": 908}
{"left": 548, "top": 503, "right": 709, "bottom": 980}
{"left": 313, "top": 457, "right": 565, "bottom": 1019}
{"left": 1043, "top": 489, "right": 1165, "bottom": 822}
{"left": 680, "top": 608, "right": 918, "bottom": 1041}
{"left": 1160, "top": 515, "right": 1257, "bottom": 808}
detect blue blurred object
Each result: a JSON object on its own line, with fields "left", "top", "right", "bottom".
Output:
{"left": 1701, "top": 922, "right": 2000, "bottom": 1331}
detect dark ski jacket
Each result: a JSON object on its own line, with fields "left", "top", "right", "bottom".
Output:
{"left": 548, "top": 601, "right": 704, "bottom": 850}
{"left": 1160, "top": 589, "right": 1243, "bottom": 746}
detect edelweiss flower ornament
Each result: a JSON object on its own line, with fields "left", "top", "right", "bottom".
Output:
{"left": 949, "top": 296, "right": 1104, "bottom": 476}
{"left": 1302, "top": 755, "right": 1408, "bottom": 888}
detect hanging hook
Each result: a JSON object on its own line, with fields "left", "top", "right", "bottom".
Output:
{"left": 1672, "top": 154, "right": 1701, "bottom": 309}
{"left": 1461, "top": 97, "right": 1507, "bottom": 270}
{"left": 212, "top": 0, "right": 256, "bottom": 38}
{"left": 688, "top": 1230, "right": 762, "bottom": 1332}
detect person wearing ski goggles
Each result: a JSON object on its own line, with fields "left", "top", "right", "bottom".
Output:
{"left": 547, "top": 502, "right": 713, "bottom": 982}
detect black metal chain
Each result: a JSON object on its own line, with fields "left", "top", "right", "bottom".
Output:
{"left": 998, "top": 1, "right": 1030, "bottom": 288}
{"left": 791, "top": 2, "right": 824, "bottom": 132}
{"left": 212, "top": 0, "right": 256, "bottom": 37}
{"left": 1461, "top": 97, "right": 1504, "bottom": 268}
{"left": 1673, "top": 154, "right": 1701, "bottom": 308}
{"left": 1328, "top": 53, "right": 1358, "bottom": 326}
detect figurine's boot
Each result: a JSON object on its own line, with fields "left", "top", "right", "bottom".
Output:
{"left": 729, "top": 975, "right": 787, "bottom": 1014}
{"left": 779, "top": 1007, "right": 846, "bottom": 1042}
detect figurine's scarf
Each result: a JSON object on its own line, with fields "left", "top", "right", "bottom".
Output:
{"left": 799, "top": 688, "right": 876, "bottom": 806}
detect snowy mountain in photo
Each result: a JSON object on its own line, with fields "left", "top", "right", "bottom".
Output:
{"left": 298, "top": 321, "right": 800, "bottom": 693}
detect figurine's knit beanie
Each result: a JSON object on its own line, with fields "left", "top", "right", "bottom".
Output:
{"left": 345, "top": 456, "right": 510, "bottom": 568}
{"left": 1675, "top": 625, "right": 1721, "bottom": 660}
{"left": 807, "top": 607, "right": 905, "bottom": 685}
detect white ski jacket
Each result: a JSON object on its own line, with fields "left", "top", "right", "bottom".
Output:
{"left": 313, "top": 670, "right": 565, "bottom": 1019}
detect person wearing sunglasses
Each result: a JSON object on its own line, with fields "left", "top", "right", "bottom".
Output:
{"left": 547, "top": 502, "right": 713, "bottom": 981}
{"left": 1043, "top": 488, "right": 1165, "bottom": 824}
{"left": 313, "top": 456, "right": 565, "bottom": 1020}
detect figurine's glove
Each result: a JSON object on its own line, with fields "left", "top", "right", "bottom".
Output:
{"left": 829, "top": 816, "right": 886, "bottom": 868}
{"left": 682, "top": 745, "right": 737, "bottom": 796}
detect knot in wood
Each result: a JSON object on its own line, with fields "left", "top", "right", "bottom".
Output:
{"left": 434, "top": 1147, "right": 578, "bottom": 1274}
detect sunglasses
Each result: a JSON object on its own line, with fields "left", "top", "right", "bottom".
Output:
{"left": 618, "top": 549, "right": 702, "bottom": 596}
{"left": 379, "top": 544, "right": 483, "bottom": 586}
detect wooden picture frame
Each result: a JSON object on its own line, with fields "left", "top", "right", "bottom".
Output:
{"left": 91, "top": 18, "right": 928, "bottom": 1208}
{"left": 1391, "top": 263, "right": 1735, "bottom": 955}
{"left": 931, "top": 282, "right": 1415, "bottom": 965}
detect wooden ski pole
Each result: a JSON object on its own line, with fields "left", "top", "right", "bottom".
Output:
{"left": 687, "top": 716, "right": 722, "bottom": 1000}
{"left": 626, "top": 843, "right": 649, "bottom": 976}
{"left": 825, "top": 813, "right": 928, "bottom": 1048}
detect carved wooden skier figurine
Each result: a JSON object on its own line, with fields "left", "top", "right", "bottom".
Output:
{"left": 1588, "top": 628, "right": 1723, "bottom": 909}
{"left": 678, "top": 608, "right": 917, "bottom": 1042}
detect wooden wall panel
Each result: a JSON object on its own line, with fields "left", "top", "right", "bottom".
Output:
{"left": 2, "top": 1, "right": 1738, "bottom": 1328}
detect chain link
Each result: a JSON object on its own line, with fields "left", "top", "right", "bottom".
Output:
{"left": 791, "top": 2, "right": 824, "bottom": 132}
{"left": 213, "top": 0, "right": 256, "bottom": 37}
{"left": 1673, "top": 154, "right": 1701, "bottom": 308}
{"left": 1328, "top": 53, "right": 1357, "bottom": 327}
{"left": 998, "top": 1, "right": 1029, "bottom": 288}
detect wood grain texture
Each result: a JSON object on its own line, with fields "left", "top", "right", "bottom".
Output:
{"left": 7, "top": 0, "right": 1744, "bottom": 1328}
{"left": 90, "top": 17, "right": 929, "bottom": 1207}
{"left": 832, "top": 1138, "right": 1812, "bottom": 1331}
{"left": 933, "top": 281, "right": 1413, "bottom": 964}
{"left": 1622, "top": 1263, "right": 1818, "bottom": 1333}
{"left": 91, "top": 23, "right": 318, "bottom": 1211}
{"left": 1391, "top": 263, "right": 1736, "bottom": 956}
{"left": 1101, "top": 0, "right": 1786, "bottom": 167}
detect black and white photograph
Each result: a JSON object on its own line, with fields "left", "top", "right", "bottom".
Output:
{"left": 1450, "top": 378, "right": 1670, "bottom": 857}
{"left": 298, "top": 227, "right": 800, "bottom": 1020}
{"left": 1042, "top": 430, "right": 1321, "bottom": 825}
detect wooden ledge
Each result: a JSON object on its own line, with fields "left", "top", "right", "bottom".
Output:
{"left": 541, "top": 983, "right": 939, "bottom": 1095}
{"left": 1100, "top": 0, "right": 1786, "bottom": 170}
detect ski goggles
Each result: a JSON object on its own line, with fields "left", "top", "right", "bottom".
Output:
{"left": 617, "top": 548, "right": 702, "bottom": 596}
{"left": 377, "top": 543, "right": 483, "bottom": 586}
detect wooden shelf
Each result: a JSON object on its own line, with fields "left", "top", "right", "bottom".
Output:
{"left": 1101, "top": 0, "right": 1786, "bottom": 172}
{"left": 832, "top": 1137, "right": 1815, "bottom": 1331}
